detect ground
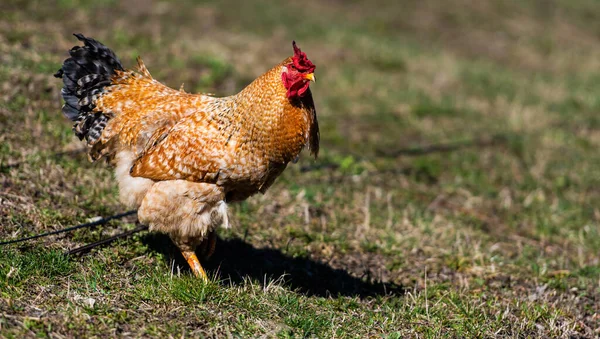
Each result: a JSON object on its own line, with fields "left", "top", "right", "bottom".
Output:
{"left": 1, "top": 0, "right": 600, "bottom": 337}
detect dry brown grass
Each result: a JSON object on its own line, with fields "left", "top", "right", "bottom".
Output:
{"left": 1, "top": 0, "right": 600, "bottom": 337}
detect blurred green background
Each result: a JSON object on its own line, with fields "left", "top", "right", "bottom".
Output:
{"left": 1, "top": 0, "right": 599, "bottom": 337}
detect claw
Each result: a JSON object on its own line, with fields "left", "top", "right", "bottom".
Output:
{"left": 181, "top": 250, "right": 208, "bottom": 281}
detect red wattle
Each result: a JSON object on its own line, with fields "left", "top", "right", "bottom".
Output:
{"left": 283, "top": 72, "right": 310, "bottom": 99}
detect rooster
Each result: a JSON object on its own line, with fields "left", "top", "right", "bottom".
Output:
{"left": 54, "top": 34, "right": 319, "bottom": 280}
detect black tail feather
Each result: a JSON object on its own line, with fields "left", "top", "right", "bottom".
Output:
{"left": 54, "top": 33, "right": 124, "bottom": 143}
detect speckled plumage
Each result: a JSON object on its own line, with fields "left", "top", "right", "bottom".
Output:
{"left": 55, "top": 35, "right": 318, "bottom": 267}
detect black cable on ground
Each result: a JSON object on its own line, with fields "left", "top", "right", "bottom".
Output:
{"left": 0, "top": 210, "right": 137, "bottom": 246}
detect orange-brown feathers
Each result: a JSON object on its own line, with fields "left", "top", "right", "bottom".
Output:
{"left": 93, "top": 58, "right": 211, "bottom": 159}
{"left": 58, "top": 36, "right": 318, "bottom": 201}
{"left": 128, "top": 57, "right": 318, "bottom": 196}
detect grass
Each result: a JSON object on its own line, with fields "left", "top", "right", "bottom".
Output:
{"left": 1, "top": 0, "right": 600, "bottom": 337}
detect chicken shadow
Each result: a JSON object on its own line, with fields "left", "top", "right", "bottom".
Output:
{"left": 141, "top": 233, "right": 404, "bottom": 298}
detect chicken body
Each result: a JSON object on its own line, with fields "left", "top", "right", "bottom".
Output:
{"left": 55, "top": 34, "right": 318, "bottom": 279}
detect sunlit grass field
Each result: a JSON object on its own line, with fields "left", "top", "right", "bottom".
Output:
{"left": 1, "top": 0, "right": 599, "bottom": 337}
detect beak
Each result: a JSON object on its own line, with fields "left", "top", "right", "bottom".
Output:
{"left": 304, "top": 73, "right": 316, "bottom": 82}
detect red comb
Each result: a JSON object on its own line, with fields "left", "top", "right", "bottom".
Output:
{"left": 292, "top": 41, "right": 315, "bottom": 73}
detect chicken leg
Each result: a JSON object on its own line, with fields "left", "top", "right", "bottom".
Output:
{"left": 181, "top": 250, "right": 208, "bottom": 281}
{"left": 199, "top": 230, "right": 217, "bottom": 259}
{"left": 180, "top": 231, "right": 215, "bottom": 281}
